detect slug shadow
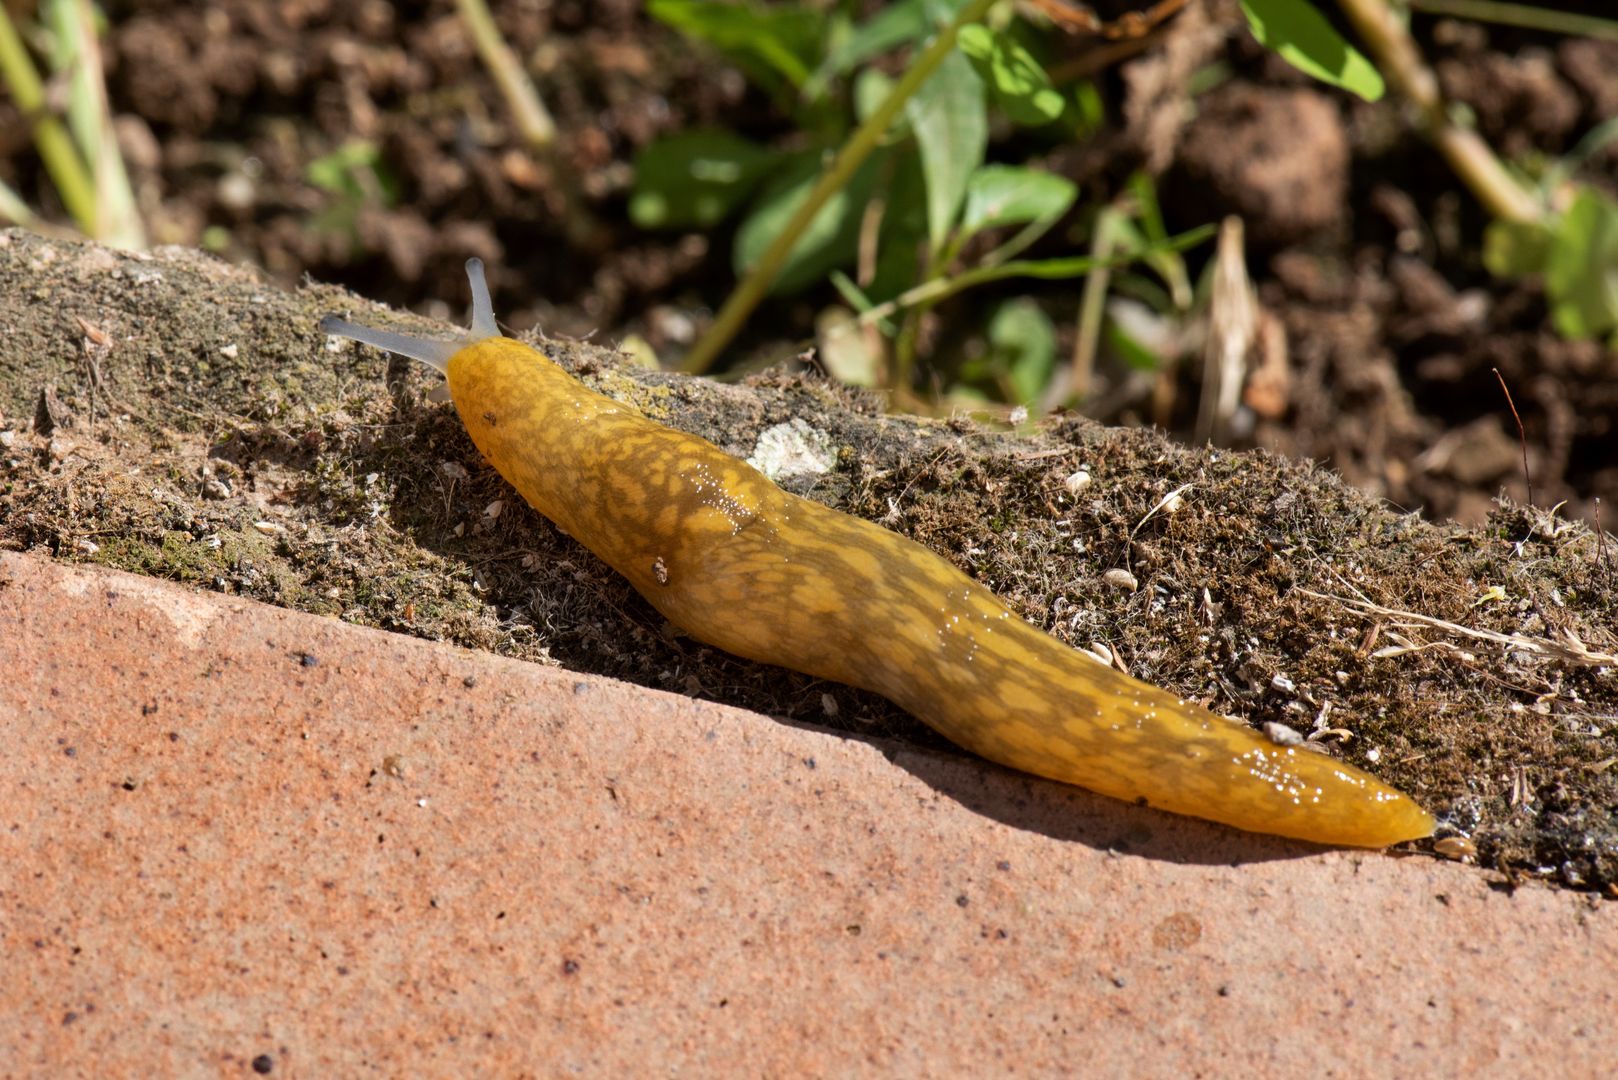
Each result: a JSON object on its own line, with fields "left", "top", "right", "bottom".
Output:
{"left": 355, "top": 405, "right": 1339, "bottom": 869}
{"left": 770, "top": 713, "right": 1331, "bottom": 868}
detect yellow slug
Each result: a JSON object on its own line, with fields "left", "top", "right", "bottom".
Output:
{"left": 320, "top": 259, "right": 1434, "bottom": 848}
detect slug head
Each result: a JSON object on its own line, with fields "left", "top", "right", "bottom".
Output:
{"left": 319, "top": 258, "right": 501, "bottom": 374}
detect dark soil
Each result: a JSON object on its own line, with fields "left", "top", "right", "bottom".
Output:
{"left": 1, "top": 1, "right": 1612, "bottom": 524}
{"left": 1, "top": 3, "right": 1616, "bottom": 890}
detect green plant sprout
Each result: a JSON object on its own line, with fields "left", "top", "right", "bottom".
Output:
{"left": 305, "top": 141, "right": 401, "bottom": 252}
{"left": 667, "top": 0, "right": 1001, "bottom": 378}
{"left": 637, "top": 0, "right": 1214, "bottom": 407}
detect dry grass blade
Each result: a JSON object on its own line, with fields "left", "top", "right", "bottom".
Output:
{"left": 0, "top": 2, "right": 96, "bottom": 232}
{"left": 1195, "top": 216, "right": 1256, "bottom": 446}
{"left": 51, "top": 0, "right": 146, "bottom": 248}
{"left": 455, "top": 0, "right": 554, "bottom": 149}
{"left": 1298, "top": 587, "right": 1618, "bottom": 668}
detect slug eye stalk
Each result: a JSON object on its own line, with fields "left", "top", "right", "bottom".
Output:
{"left": 319, "top": 258, "right": 501, "bottom": 374}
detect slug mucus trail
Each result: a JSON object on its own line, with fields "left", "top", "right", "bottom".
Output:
{"left": 320, "top": 259, "right": 1434, "bottom": 848}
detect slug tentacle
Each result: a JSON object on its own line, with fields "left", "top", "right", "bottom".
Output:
{"left": 318, "top": 263, "right": 1436, "bottom": 848}
{"left": 319, "top": 315, "right": 462, "bottom": 374}
{"left": 321, "top": 258, "right": 504, "bottom": 374}
{"left": 466, "top": 257, "right": 500, "bottom": 341}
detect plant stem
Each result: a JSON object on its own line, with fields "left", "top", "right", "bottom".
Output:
{"left": 1336, "top": 0, "right": 1542, "bottom": 224}
{"left": 48, "top": 0, "right": 146, "bottom": 248}
{"left": 1069, "top": 207, "right": 1122, "bottom": 405}
{"left": 855, "top": 224, "right": 1216, "bottom": 327}
{"left": 455, "top": 0, "right": 605, "bottom": 251}
{"left": 679, "top": 0, "right": 1000, "bottom": 376}
{"left": 456, "top": 0, "right": 555, "bottom": 148}
{"left": 0, "top": 177, "right": 38, "bottom": 227}
{"left": 1406, "top": 0, "right": 1618, "bottom": 42}
{"left": 0, "top": 3, "right": 98, "bottom": 234}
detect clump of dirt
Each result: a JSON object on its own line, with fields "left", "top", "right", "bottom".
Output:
{"left": 2, "top": 232, "right": 1614, "bottom": 894}
{"left": 1170, "top": 85, "right": 1351, "bottom": 248}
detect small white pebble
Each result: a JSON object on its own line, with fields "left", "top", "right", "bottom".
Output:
{"left": 1365, "top": 747, "right": 1382, "bottom": 763}
{"left": 220, "top": 343, "right": 239, "bottom": 359}
{"left": 1270, "top": 672, "right": 1296, "bottom": 694}
{"left": 1102, "top": 568, "right": 1138, "bottom": 592}
{"left": 821, "top": 693, "right": 839, "bottom": 718}
{"left": 439, "top": 461, "right": 469, "bottom": 481}
{"left": 1008, "top": 405, "right": 1028, "bottom": 425}
{"left": 1064, "top": 470, "right": 1092, "bottom": 496}
{"left": 1263, "top": 721, "right": 1304, "bottom": 746}
{"left": 253, "top": 520, "right": 283, "bottom": 536}
{"left": 484, "top": 499, "right": 504, "bottom": 520}
{"left": 76, "top": 538, "right": 99, "bottom": 554}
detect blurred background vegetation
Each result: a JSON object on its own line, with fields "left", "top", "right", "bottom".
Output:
{"left": 1, "top": 0, "right": 1615, "bottom": 523}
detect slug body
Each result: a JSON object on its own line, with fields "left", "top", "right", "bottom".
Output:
{"left": 322, "top": 261, "right": 1434, "bottom": 848}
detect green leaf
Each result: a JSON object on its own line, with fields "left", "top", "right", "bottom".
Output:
{"left": 987, "top": 298, "right": 1057, "bottom": 404}
{"left": 1104, "top": 315, "right": 1168, "bottom": 374}
{"left": 866, "top": 151, "right": 931, "bottom": 302}
{"left": 956, "top": 24, "right": 1064, "bottom": 127}
{"left": 961, "top": 164, "right": 1077, "bottom": 238}
{"left": 306, "top": 141, "right": 400, "bottom": 221}
{"left": 1123, "top": 172, "right": 1192, "bottom": 310}
{"left": 1545, "top": 187, "right": 1618, "bottom": 340}
{"left": 823, "top": 0, "right": 929, "bottom": 77}
{"left": 734, "top": 149, "right": 882, "bottom": 296}
{"left": 649, "top": 0, "right": 824, "bottom": 88}
{"left": 816, "top": 304, "right": 883, "bottom": 387}
{"left": 630, "top": 130, "right": 780, "bottom": 229}
{"left": 810, "top": 0, "right": 978, "bottom": 97}
{"left": 1482, "top": 218, "right": 1553, "bottom": 279}
{"left": 1238, "top": 0, "right": 1385, "bottom": 103}
{"left": 853, "top": 67, "right": 899, "bottom": 128}
{"left": 905, "top": 45, "right": 987, "bottom": 251}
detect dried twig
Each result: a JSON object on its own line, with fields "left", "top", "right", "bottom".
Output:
{"left": 1298, "top": 587, "right": 1618, "bottom": 669}
{"left": 1596, "top": 498, "right": 1611, "bottom": 576}
{"left": 1493, "top": 367, "right": 1533, "bottom": 508}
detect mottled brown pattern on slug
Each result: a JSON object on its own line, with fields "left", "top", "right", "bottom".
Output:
{"left": 449, "top": 340, "right": 1434, "bottom": 847}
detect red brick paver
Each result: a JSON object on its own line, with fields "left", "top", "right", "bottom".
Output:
{"left": 1, "top": 551, "right": 1612, "bottom": 1076}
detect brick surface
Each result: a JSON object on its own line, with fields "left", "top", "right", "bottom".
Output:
{"left": 1, "top": 551, "right": 1613, "bottom": 1077}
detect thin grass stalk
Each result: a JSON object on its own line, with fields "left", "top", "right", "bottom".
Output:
{"left": 679, "top": 0, "right": 1000, "bottom": 376}
{"left": 0, "top": 3, "right": 97, "bottom": 233}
